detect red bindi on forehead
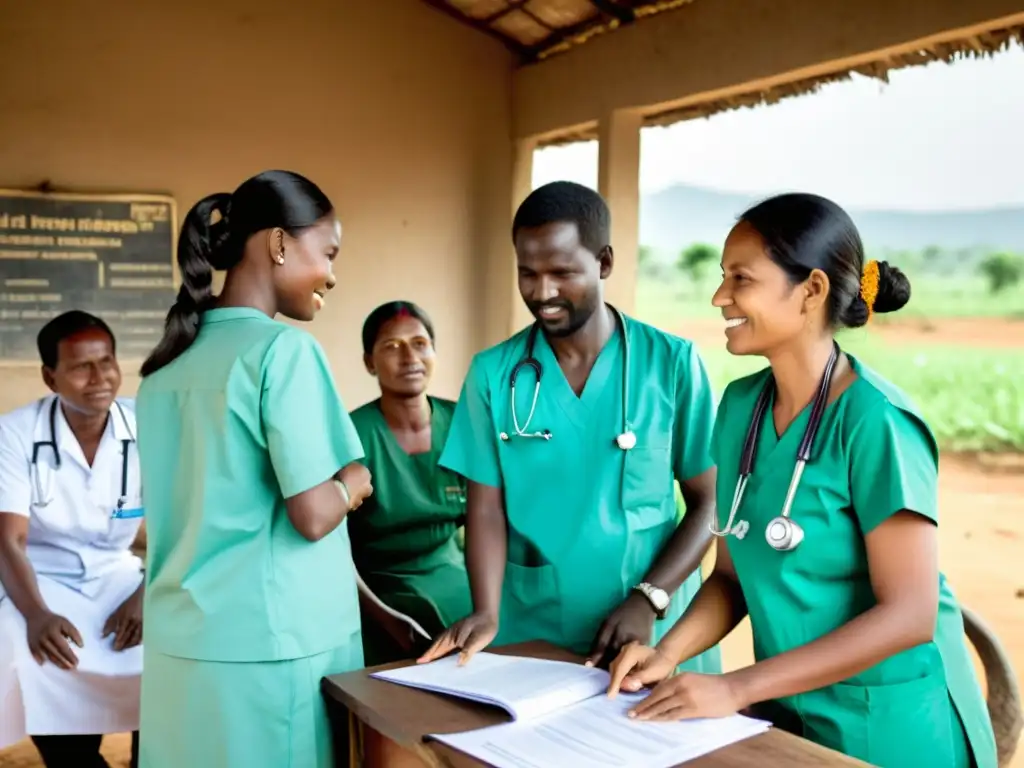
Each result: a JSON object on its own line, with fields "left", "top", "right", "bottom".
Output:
{"left": 60, "top": 329, "right": 113, "bottom": 357}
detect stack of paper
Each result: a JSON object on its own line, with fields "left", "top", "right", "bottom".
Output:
{"left": 371, "top": 652, "right": 610, "bottom": 720}
{"left": 371, "top": 653, "right": 771, "bottom": 767}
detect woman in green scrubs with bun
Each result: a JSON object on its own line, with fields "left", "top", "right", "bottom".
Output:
{"left": 349, "top": 301, "right": 471, "bottom": 666}
{"left": 607, "top": 192, "right": 997, "bottom": 768}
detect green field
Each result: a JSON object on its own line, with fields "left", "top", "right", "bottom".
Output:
{"left": 637, "top": 273, "right": 1024, "bottom": 325}
{"left": 634, "top": 275, "right": 1024, "bottom": 453}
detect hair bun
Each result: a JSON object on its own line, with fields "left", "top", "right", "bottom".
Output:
{"left": 872, "top": 261, "right": 911, "bottom": 314}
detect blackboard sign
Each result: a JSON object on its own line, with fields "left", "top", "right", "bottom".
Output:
{"left": 0, "top": 190, "right": 177, "bottom": 362}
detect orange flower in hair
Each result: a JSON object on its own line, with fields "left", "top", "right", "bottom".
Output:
{"left": 860, "top": 260, "right": 880, "bottom": 322}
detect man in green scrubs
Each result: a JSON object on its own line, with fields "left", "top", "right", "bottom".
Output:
{"left": 419, "top": 181, "right": 721, "bottom": 672}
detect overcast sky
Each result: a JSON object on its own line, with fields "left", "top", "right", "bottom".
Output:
{"left": 533, "top": 46, "right": 1024, "bottom": 212}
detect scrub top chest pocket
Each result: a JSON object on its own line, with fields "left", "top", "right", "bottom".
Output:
{"left": 109, "top": 492, "right": 144, "bottom": 526}
{"left": 734, "top": 437, "right": 864, "bottom": 577}
{"left": 105, "top": 439, "right": 143, "bottom": 545}
{"left": 438, "top": 465, "right": 467, "bottom": 509}
{"left": 620, "top": 439, "right": 674, "bottom": 529}
{"left": 111, "top": 479, "right": 144, "bottom": 520}
{"left": 618, "top": 375, "right": 680, "bottom": 531}
{"left": 111, "top": 504, "right": 144, "bottom": 520}
{"left": 443, "top": 484, "right": 466, "bottom": 505}
{"left": 105, "top": 487, "right": 143, "bottom": 547}
{"left": 495, "top": 395, "right": 564, "bottom": 489}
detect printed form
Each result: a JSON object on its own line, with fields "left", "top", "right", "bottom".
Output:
{"left": 374, "top": 653, "right": 770, "bottom": 766}
{"left": 430, "top": 693, "right": 770, "bottom": 768}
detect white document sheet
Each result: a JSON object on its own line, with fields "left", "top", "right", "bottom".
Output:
{"left": 430, "top": 693, "right": 771, "bottom": 768}
{"left": 370, "top": 652, "right": 610, "bottom": 720}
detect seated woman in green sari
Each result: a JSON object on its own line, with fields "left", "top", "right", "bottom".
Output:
{"left": 349, "top": 301, "right": 472, "bottom": 666}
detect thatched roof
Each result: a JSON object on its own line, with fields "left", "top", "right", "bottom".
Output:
{"left": 541, "top": 22, "right": 1024, "bottom": 146}
{"left": 421, "top": 0, "right": 695, "bottom": 63}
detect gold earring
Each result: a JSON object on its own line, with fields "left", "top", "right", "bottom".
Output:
{"left": 276, "top": 252, "right": 284, "bottom": 264}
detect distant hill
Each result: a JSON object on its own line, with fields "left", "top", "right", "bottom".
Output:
{"left": 640, "top": 184, "right": 1024, "bottom": 254}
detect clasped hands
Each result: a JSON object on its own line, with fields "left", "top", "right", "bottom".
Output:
{"left": 26, "top": 584, "right": 144, "bottom": 670}
{"left": 337, "top": 462, "right": 373, "bottom": 511}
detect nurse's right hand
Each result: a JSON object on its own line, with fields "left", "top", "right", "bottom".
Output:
{"left": 416, "top": 612, "right": 497, "bottom": 666}
{"left": 606, "top": 641, "right": 676, "bottom": 699}
{"left": 338, "top": 462, "right": 373, "bottom": 511}
{"left": 26, "top": 610, "right": 83, "bottom": 670}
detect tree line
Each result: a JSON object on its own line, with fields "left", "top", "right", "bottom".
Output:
{"left": 638, "top": 244, "right": 1024, "bottom": 295}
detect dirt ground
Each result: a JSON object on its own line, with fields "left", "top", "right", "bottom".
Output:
{"left": 2, "top": 317, "right": 1021, "bottom": 768}
{"left": 868, "top": 315, "right": 1024, "bottom": 349}
{"left": 677, "top": 314, "right": 1024, "bottom": 351}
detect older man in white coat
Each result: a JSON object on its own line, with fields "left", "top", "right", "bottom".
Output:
{"left": 0, "top": 311, "right": 143, "bottom": 768}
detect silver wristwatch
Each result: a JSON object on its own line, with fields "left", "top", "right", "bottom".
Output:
{"left": 632, "top": 582, "right": 670, "bottom": 619}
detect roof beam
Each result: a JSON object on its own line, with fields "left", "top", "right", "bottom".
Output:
{"left": 513, "top": 0, "right": 1024, "bottom": 138}
{"left": 418, "top": 0, "right": 531, "bottom": 57}
{"left": 520, "top": 0, "right": 655, "bottom": 62}
{"left": 482, "top": 1, "right": 528, "bottom": 24}
{"left": 421, "top": 0, "right": 650, "bottom": 63}
{"left": 589, "top": 0, "right": 635, "bottom": 23}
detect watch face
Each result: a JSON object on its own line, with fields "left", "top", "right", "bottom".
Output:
{"left": 652, "top": 589, "right": 669, "bottom": 610}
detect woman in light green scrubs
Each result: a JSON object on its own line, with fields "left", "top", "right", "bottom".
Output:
{"left": 134, "top": 171, "right": 372, "bottom": 768}
{"left": 607, "top": 193, "right": 997, "bottom": 768}
{"left": 348, "top": 301, "right": 471, "bottom": 666}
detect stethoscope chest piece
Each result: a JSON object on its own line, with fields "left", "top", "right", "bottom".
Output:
{"left": 615, "top": 430, "right": 637, "bottom": 451}
{"left": 502, "top": 307, "right": 633, "bottom": 449}
{"left": 710, "top": 342, "right": 840, "bottom": 553}
{"left": 765, "top": 516, "right": 804, "bottom": 551}
{"left": 500, "top": 429, "right": 550, "bottom": 442}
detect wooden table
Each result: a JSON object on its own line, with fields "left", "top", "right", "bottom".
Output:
{"left": 322, "top": 641, "right": 870, "bottom": 767}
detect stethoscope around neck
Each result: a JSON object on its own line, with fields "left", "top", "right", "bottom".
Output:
{"left": 498, "top": 306, "right": 637, "bottom": 452}
{"left": 711, "top": 342, "right": 840, "bottom": 552}
{"left": 31, "top": 397, "right": 136, "bottom": 511}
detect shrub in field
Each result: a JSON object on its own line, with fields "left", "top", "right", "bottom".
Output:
{"left": 978, "top": 252, "right": 1024, "bottom": 295}
{"left": 698, "top": 340, "right": 1024, "bottom": 453}
{"left": 635, "top": 272, "right": 1024, "bottom": 453}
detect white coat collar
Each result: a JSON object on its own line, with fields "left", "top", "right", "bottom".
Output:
{"left": 31, "top": 395, "right": 136, "bottom": 470}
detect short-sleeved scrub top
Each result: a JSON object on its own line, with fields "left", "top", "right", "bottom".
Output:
{"left": 135, "top": 307, "right": 366, "bottom": 768}
{"left": 348, "top": 396, "right": 471, "bottom": 665}
{"left": 711, "top": 355, "right": 997, "bottom": 768}
{"left": 439, "top": 313, "right": 721, "bottom": 674}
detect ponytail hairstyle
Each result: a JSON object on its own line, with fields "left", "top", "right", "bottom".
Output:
{"left": 141, "top": 170, "right": 333, "bottom": 377}
{"left": 738, "top": 192, "right": 911, "bottom": 330}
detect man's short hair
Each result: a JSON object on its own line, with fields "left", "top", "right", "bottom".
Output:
{"left": 512, "top": 181, "right": 611, "bottom": 255}
{"left": 37, "top": 310, "right": 116, "bottom": 368}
